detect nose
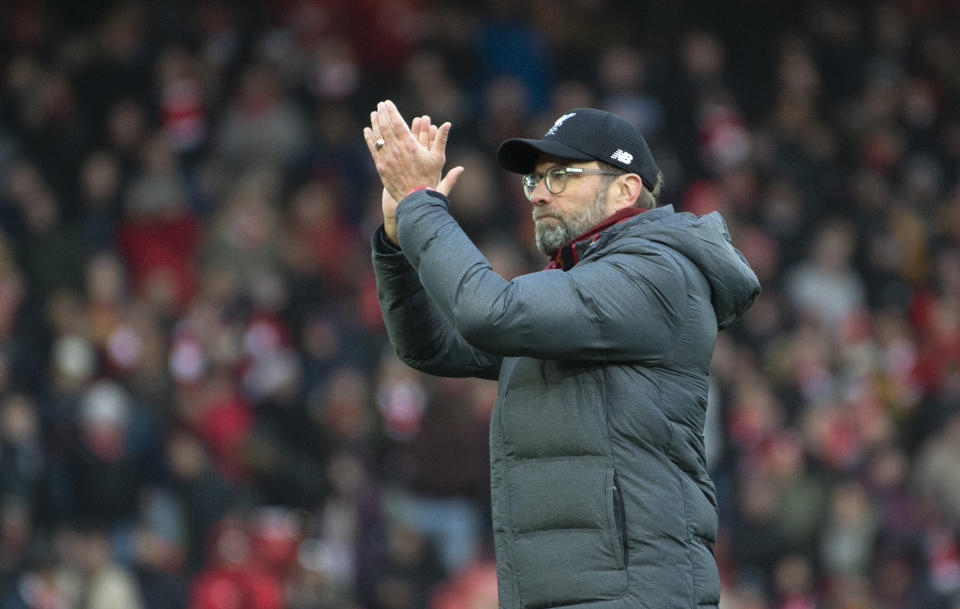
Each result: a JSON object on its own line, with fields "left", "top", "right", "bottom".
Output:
{"left": 529, "top": 177, "right": 551, "bottom": 206}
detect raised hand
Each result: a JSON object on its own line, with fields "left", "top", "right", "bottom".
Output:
{"left": 364, "top": 100, "right": 463, "bottom": 204}
{"left": 379, "top": 114, "right": 433, "bottom": 245}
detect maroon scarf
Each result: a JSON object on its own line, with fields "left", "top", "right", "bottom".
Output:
{"left": 545, "top": 207, "right": 647, "bottom": 271}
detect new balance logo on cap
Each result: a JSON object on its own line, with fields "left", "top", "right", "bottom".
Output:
{"left": 610, "top": 149, "right": 634, "bottom": 165}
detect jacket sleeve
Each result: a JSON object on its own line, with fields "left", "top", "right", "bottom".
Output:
{"left": 395, "top": 191, "right": 686, "bottom": 363}
{"left": 371, "top": 226, "right": 503, "bottom": 380}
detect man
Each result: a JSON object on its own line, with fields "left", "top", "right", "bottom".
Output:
{"left": 364, "top": 101, "right": 760, "bottom": 609}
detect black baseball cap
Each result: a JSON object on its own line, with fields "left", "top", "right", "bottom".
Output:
{"left": 496, "top": 108, "right": 660, "bottom": 190}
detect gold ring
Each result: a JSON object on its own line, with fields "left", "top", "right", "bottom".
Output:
{"left": 375, "top": 138, "right": 385, "bottom": 150}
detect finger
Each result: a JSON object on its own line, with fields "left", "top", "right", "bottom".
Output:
{"left": 381, "top": 100, "right": 413, "bottom": 144}
{"left": 417, "top": 115, "right": 432, "bottom": 148}
{"left": 369, "top": 111, "right": 382, "bottom": 142}
{"left": 428, "top": 124, "right": 439, "bottom": 144}
{"left": 376, "top": 101, "right": 395, "bottom": 145}
{"left": 367, "top": 109, "right": 390, "bottom": 156}
{"left": 410, "top": 115, "right": 421, "bottom": 139}
{"left": 432, "top": 121, "right": 452, "bottom": 155}
{"left": 436, "top": 166, "right": 464, "bottom": 196}
{"left": 362, "top": 126, "right": 380, "bottom": 157}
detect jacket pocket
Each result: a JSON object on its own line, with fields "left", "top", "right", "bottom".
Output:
{"left": 605, "top": 469, "right": 627, "bottom": 570}
{"left": 508, "top": 459, "right": 628, "bottom": 608}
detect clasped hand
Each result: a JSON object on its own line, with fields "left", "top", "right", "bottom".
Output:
{"left": 363, "top": 100, "right": 464, "bottom": 244}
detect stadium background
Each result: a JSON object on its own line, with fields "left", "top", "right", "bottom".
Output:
{"left": 1, "top": 1, "right": 960, "bottom": 608}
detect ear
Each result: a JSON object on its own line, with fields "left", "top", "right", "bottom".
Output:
{"left": 607, "top": 173, "right": 644, "bottom": 214}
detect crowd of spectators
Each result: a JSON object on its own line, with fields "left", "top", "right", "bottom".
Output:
{"left": 1, "top": 1, "right": 960, "bottom": 608}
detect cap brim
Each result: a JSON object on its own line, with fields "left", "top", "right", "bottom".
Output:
{"left": 496, "top": 138, "right": 594, "bottom": 174}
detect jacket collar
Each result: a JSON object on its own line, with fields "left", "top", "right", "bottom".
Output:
{"left": 546, "top": 207, "right": 647, "bottom": 271}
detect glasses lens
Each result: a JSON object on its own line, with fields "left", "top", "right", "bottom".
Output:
{"left": 545, "top": 166, "right": 567, "bottom": 194}
{"left": 522, "top": 174, "right": 538, "bottom": 199}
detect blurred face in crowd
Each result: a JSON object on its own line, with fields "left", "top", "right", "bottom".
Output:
{"left": 527, "top": 155, "right": 618, "bottom": 256}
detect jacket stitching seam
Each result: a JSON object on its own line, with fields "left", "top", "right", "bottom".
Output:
{"left": 512, "top": 525, "right": 607, "bottom": 537}
{"left": 662, "top": 249, "right": 692, "bottom": 365}
{"left": 658, "top": 375, "right": 674, "bottom": 451}
{"left": 675, "top": 464, "right": 698, "bottom": 606}
{"left": 499, "top": 397, "right": 523, "bottom": 608}
{"left": 601, "top": 367, "right": 630, "bottom": 601}
{"left": 508, "top": 454, "right": 609, "bottom": 462}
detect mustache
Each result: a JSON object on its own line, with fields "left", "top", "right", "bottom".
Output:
{"left": 533, "top": 212, "right": 562, "bottom": 221}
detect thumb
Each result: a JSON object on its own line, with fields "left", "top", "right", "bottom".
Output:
{"left": 436, "top": 166, "right": 464, "bottom": 196}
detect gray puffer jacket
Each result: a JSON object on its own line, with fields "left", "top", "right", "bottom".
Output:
{"left": 372, "top": 191, "right": 760, "bottom": 609}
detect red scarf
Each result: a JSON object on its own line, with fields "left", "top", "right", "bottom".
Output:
{"left": 545, "top": 207, "right": 647, "bottom": 270}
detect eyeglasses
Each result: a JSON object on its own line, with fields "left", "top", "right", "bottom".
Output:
{"left": 522, "top": 166, "right": 622, "bottom": 200}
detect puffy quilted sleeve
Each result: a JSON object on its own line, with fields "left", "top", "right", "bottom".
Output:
{"left": 394, "top": 191, "right": 689, "bottom": 363}
{"left": 372, "top": 225, "right": 502, "bottom": 379}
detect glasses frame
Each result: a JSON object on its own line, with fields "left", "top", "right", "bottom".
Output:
{"left": 522, "top": 166, "right": 622, "bottom": 200}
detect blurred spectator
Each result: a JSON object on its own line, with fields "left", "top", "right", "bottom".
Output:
{"left": 215, "top": 63, "right": 309, "bottom": 171}
{"left": 60, "top": 381, "right": 150, "bottom": 530}
{"left": 771, "top": 553, "right": 817, "bottom": 609}
{"left": 820, "top": 480, "right": 878, "bottom": 578}
{"left": 156, "top": 46, "right": 209, "bottom": 156}
{"left": 786, "top": 218, "right": 866, "bottom": 331}
{"left": 10, "top": 162, "right": 86, "bottom": 304}
{"left": 0, "top": 394, "right": 44, "bottom": 507}
{"left": 188, "top": 516, "right": 283, "bottom": 609}
{"left": 914, "top": 411, "right": 960, "bottom": 526}
{"left": 729, "top": 472, "right": 787, "bottom": 579}
{"left": 131, "top": 487, "right": 189, "bottom": 609}
{"left": 0, "top": 496, "right": 32, "bottom": 580}
{"left": 78, "top": 529, "right": 146, "bottom": 609}
{"left": 365, "top": 521, "right": 445, "bottom": 609}
{"left": 118, "top": 134, "right": 201, "bottom": 313}
{"left": 165, "top": 430, "right": 239, "bottom": 573}
{"left": 104, "top": 100, "right": 149, "bottom": 174}
{"left": 280, "top": 175, "right": 361, "bottom": 297}
{"left": 79, "top": 151, "right": 124, "bottom": 252}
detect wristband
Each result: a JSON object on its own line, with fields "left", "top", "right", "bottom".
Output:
{"left": 403, "top": 185, "right": 434, "bottom": 198}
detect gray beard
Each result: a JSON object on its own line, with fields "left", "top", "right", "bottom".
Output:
{"left": 534, "top": 185, "right": 609, "bottom": 256}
